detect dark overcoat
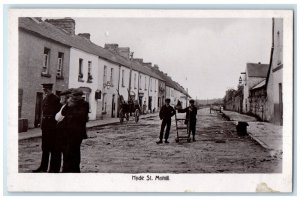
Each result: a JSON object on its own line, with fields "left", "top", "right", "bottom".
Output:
{"left": 41, "top": 93, "right": 61, "bottom": 151}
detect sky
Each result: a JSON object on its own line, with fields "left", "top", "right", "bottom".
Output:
{"left": 74, "top": 18, "right": 272, "bottom": 100}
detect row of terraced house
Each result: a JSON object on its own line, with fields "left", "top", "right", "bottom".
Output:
{"left": 223, "top": 18, "right": 283, "bottom": 125}
{"left": 18, "top": 17, "right": 191, "bottom": 129}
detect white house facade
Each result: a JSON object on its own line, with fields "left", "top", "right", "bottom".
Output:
{"left": 69, "top": 47, "right": 99, "bottom": 120}
{"left": 99, "top": 59, "right": 120, "bottom": 118}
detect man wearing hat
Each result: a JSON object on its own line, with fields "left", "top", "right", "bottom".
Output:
{"left": 157, "top": 98, "right": 176, "bottom": 144}
{"left": 177, "top": 99, "right": 198, "bottom": 141}
{"left": 33, "top": 83, "right": 61, "bottom": 172}
{"left": 61, "top": 88, "right": 89, "bottom": 172}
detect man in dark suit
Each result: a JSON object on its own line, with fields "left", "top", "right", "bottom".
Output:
{"left": 32, "top": 83, "right": 61, "bottom": 173}
{"left": 177, "top": 99, "right": 198, "bottom": 141}
{"left": 61, "top": 88, "right": 89, "bottom": 172}
{"left": 157, "top": 98, "right": 176, "bottom": 144}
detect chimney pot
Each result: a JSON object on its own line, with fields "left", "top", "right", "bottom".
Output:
{"left": 45, "top": 18, "right": 76, "bottom": 35}
{"left": 104, "top": 43, "right": 119, "bottom": 54}
{"left": 78, "top": 33, "right": 91, "bottom": 40}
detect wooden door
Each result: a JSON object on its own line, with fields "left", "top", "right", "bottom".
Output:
{"left": 34, "top": 92, "right": 43, "bottom": 128}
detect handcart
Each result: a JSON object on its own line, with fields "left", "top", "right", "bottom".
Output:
{"left": 175, "top": 110, "right": 191, "bottom": 143}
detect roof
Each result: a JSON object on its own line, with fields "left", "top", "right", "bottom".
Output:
{"left": 246, "top": 63, "right": 269, "bottom": 78}
{"left": 19, "top": 18, "right": 163, "bottom": 80}
{"left": 251, "top": 79, "right": 266, "bottom": 90}
{"left": 19, "top": 17, "right": 190, "bottom": 95}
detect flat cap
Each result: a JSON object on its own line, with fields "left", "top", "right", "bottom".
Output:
{"left": 59, "top": 88, "right": 73, "bottom": 96}
{"left": 71, "top": 88, "right": 84, "bottom": 96}
{"left": 189, "top": 99, "right": 195, "bottom": 103}
{"left": 165, "top": 98, "right": 171, "bottom": 103}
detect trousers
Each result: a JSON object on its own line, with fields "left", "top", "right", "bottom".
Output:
{"left": 159, "top": 118, "right": 171, "bottom": 140}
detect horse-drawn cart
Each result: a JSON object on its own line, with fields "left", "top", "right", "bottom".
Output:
{"left": 117, "top": 89, "right": 141, "bottom": 123}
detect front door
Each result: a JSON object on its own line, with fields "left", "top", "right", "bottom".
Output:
{"left": 111, "top": 94, "right": 115, "bottom": 118}
{"left": 139, "top": 96, "right": 143, "bottom": 107}
{"left": 148, "top": 96, "right": 152, "bottom": 112}
{"left": 279, "top": 83, "right": 283, "bottom": 125}
{"left": 34, "top": 92, "right": 43, "bottom": 128}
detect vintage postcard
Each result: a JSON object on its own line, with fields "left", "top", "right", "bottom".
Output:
{"left": 7, "top": 8, "right": 293, "bottom": 192}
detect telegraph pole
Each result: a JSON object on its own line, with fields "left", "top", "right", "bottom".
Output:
{"left": 128, "top": 52, "right": 134, "bottom": 101}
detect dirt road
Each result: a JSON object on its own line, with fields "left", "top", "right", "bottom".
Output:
{"left": 19, "top": 108, "right": 281, "bottom": 173}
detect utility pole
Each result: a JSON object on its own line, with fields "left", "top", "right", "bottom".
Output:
{"left": 128, "top": 52, "right": 134, "bottom": 101}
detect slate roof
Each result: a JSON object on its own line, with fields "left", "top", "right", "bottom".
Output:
{"left": 246, "top": 63, "right": 269, "bottom": 78}
{"left": 251, "top": 79, "right": 266, "bottom": 90}
{"left": 19, "top": 17, "right": 190, "bottom": 96}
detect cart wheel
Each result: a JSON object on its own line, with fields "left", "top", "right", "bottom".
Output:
{"left": 134, "top": 109, "right": 140, "bottom": 123}
{"left": 175, "top": 138, "right": 179, "bottom": 143}
{"left": 187, "top": 138, "right": 191, "bottom": 143}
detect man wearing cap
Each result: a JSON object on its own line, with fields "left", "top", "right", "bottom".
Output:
{"left": 49, "top": 88, "right": 73, "bottom": 173}
{"left": 157, "top": 98, "right": 176, "bottom": 144}
{"left": 61, "top": 88, "right": 89, "bottom": 172}
{"left": 33, "top": 83, "right": 61, "bottom": 173}
{"left": 177, "top": 99, "right": 198, "bottom": 142}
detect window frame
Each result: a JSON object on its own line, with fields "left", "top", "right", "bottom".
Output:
{"left": 41, "top": 47, "right": 51, "bottom": 77}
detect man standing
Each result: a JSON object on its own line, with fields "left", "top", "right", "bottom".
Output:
{"left": 157, "top": 98, "right": 176, "bottom": 144}
{"left": 177, "top": 99, "right": 198, "bottom": 141}
{"left": 32, "top": 83, "right": 60, "bottom": 173}
{"left": 61, "top": 89, "right": 89, "bottom": 172}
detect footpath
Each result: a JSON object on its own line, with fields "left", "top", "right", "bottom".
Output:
{"left": 19, "top": 113, "right": 158, "bottom": 140}
{"left": 221, "top": 110, "right": 283, "bottom": 156}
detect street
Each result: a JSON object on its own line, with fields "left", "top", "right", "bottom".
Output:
{"left": 19, "top": 108, "right": 282, "bottom": 173}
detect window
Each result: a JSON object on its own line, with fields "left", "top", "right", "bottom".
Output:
{"left": 56, "top": 52, "right": 64, "bottom": 79}
{"left": 139, "top": 75, "right": 142, "bottom": 90}
{"left": 150, "top": 78, "right": 152, "bottom": 91}
{"left": 87, "top": 61, "right": 93, "bottom": 83}
{"left": 134, "top": 73, "right": 137, "bottom": 89}
{"left": 155, "top": 80, "right": 157, "bottom": 92}
{"left": 110, "top": 68, "right": 114, "bottom": 85}
{"left": 42, "top": 48, "right": 50, "bottom": 77}
{"left": 144, "top": 76, "right": 147, "bottom": 91}
{"left": 78, "top": 58, "right": 84, "bottom": 82}
{"left": 103, "top": 65, "right": 107, "bottom": 84}
{"left": 121, "top": 69, "right": 125, "bottom": 87}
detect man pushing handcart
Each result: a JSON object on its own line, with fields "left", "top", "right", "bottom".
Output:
{"left": 175, "top": 99, "right": 198, "bottom": 142}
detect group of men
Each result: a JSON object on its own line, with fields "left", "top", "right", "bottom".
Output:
{"left": 32, "top": 83, "right": 89, "bottom": 173}
{"left": 157, "top": 98, "right": 198, "bottom": 144}
{"left": 31, "top": 84, "right": 197, "bottom": 172}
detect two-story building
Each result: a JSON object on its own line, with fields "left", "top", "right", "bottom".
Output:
{"left": 19, "top": 17, "right": 71, "bottom": 129}
{"left": 265, "top": 18, "right": 283, "bottom": 125}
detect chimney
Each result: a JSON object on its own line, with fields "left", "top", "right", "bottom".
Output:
{"left": 117, "top": 47, "right": 130, "bottom": 58}
{"left": 45, "top": 18, "right": 76, "bottom": 35}
{"left": 153, "top": 64, "right": 159, "bottom": 70}
{"left": 104, "top": 43, "right": 119, "bottom": 53}
{"left": 133, "top": 58, "right": 144, "bottom": 64}
{"left": 143, "top": 62, "right": 152, "bottom": 67}
{"left": 78, "top": 33, "right": 90, "bottom": 40}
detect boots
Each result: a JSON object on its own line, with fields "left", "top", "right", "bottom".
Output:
{"left": 156, "top": 140, "right": 163, "bottom": 144}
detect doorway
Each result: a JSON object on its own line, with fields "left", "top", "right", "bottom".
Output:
{"left": 34, "top": 92, "right": 43, "bottom": 128}
{"left": 279, "top": 83, "right": 283, "bottom": 125}
{"left": 148, "top": 96, "right": 152, "bottom": 112}
{"left": 111, "top": 94, "right": 115, "bottom": 118}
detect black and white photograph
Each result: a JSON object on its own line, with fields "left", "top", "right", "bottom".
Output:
{"left": 7, "top": 8, "right": 293, "bottom": 192}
